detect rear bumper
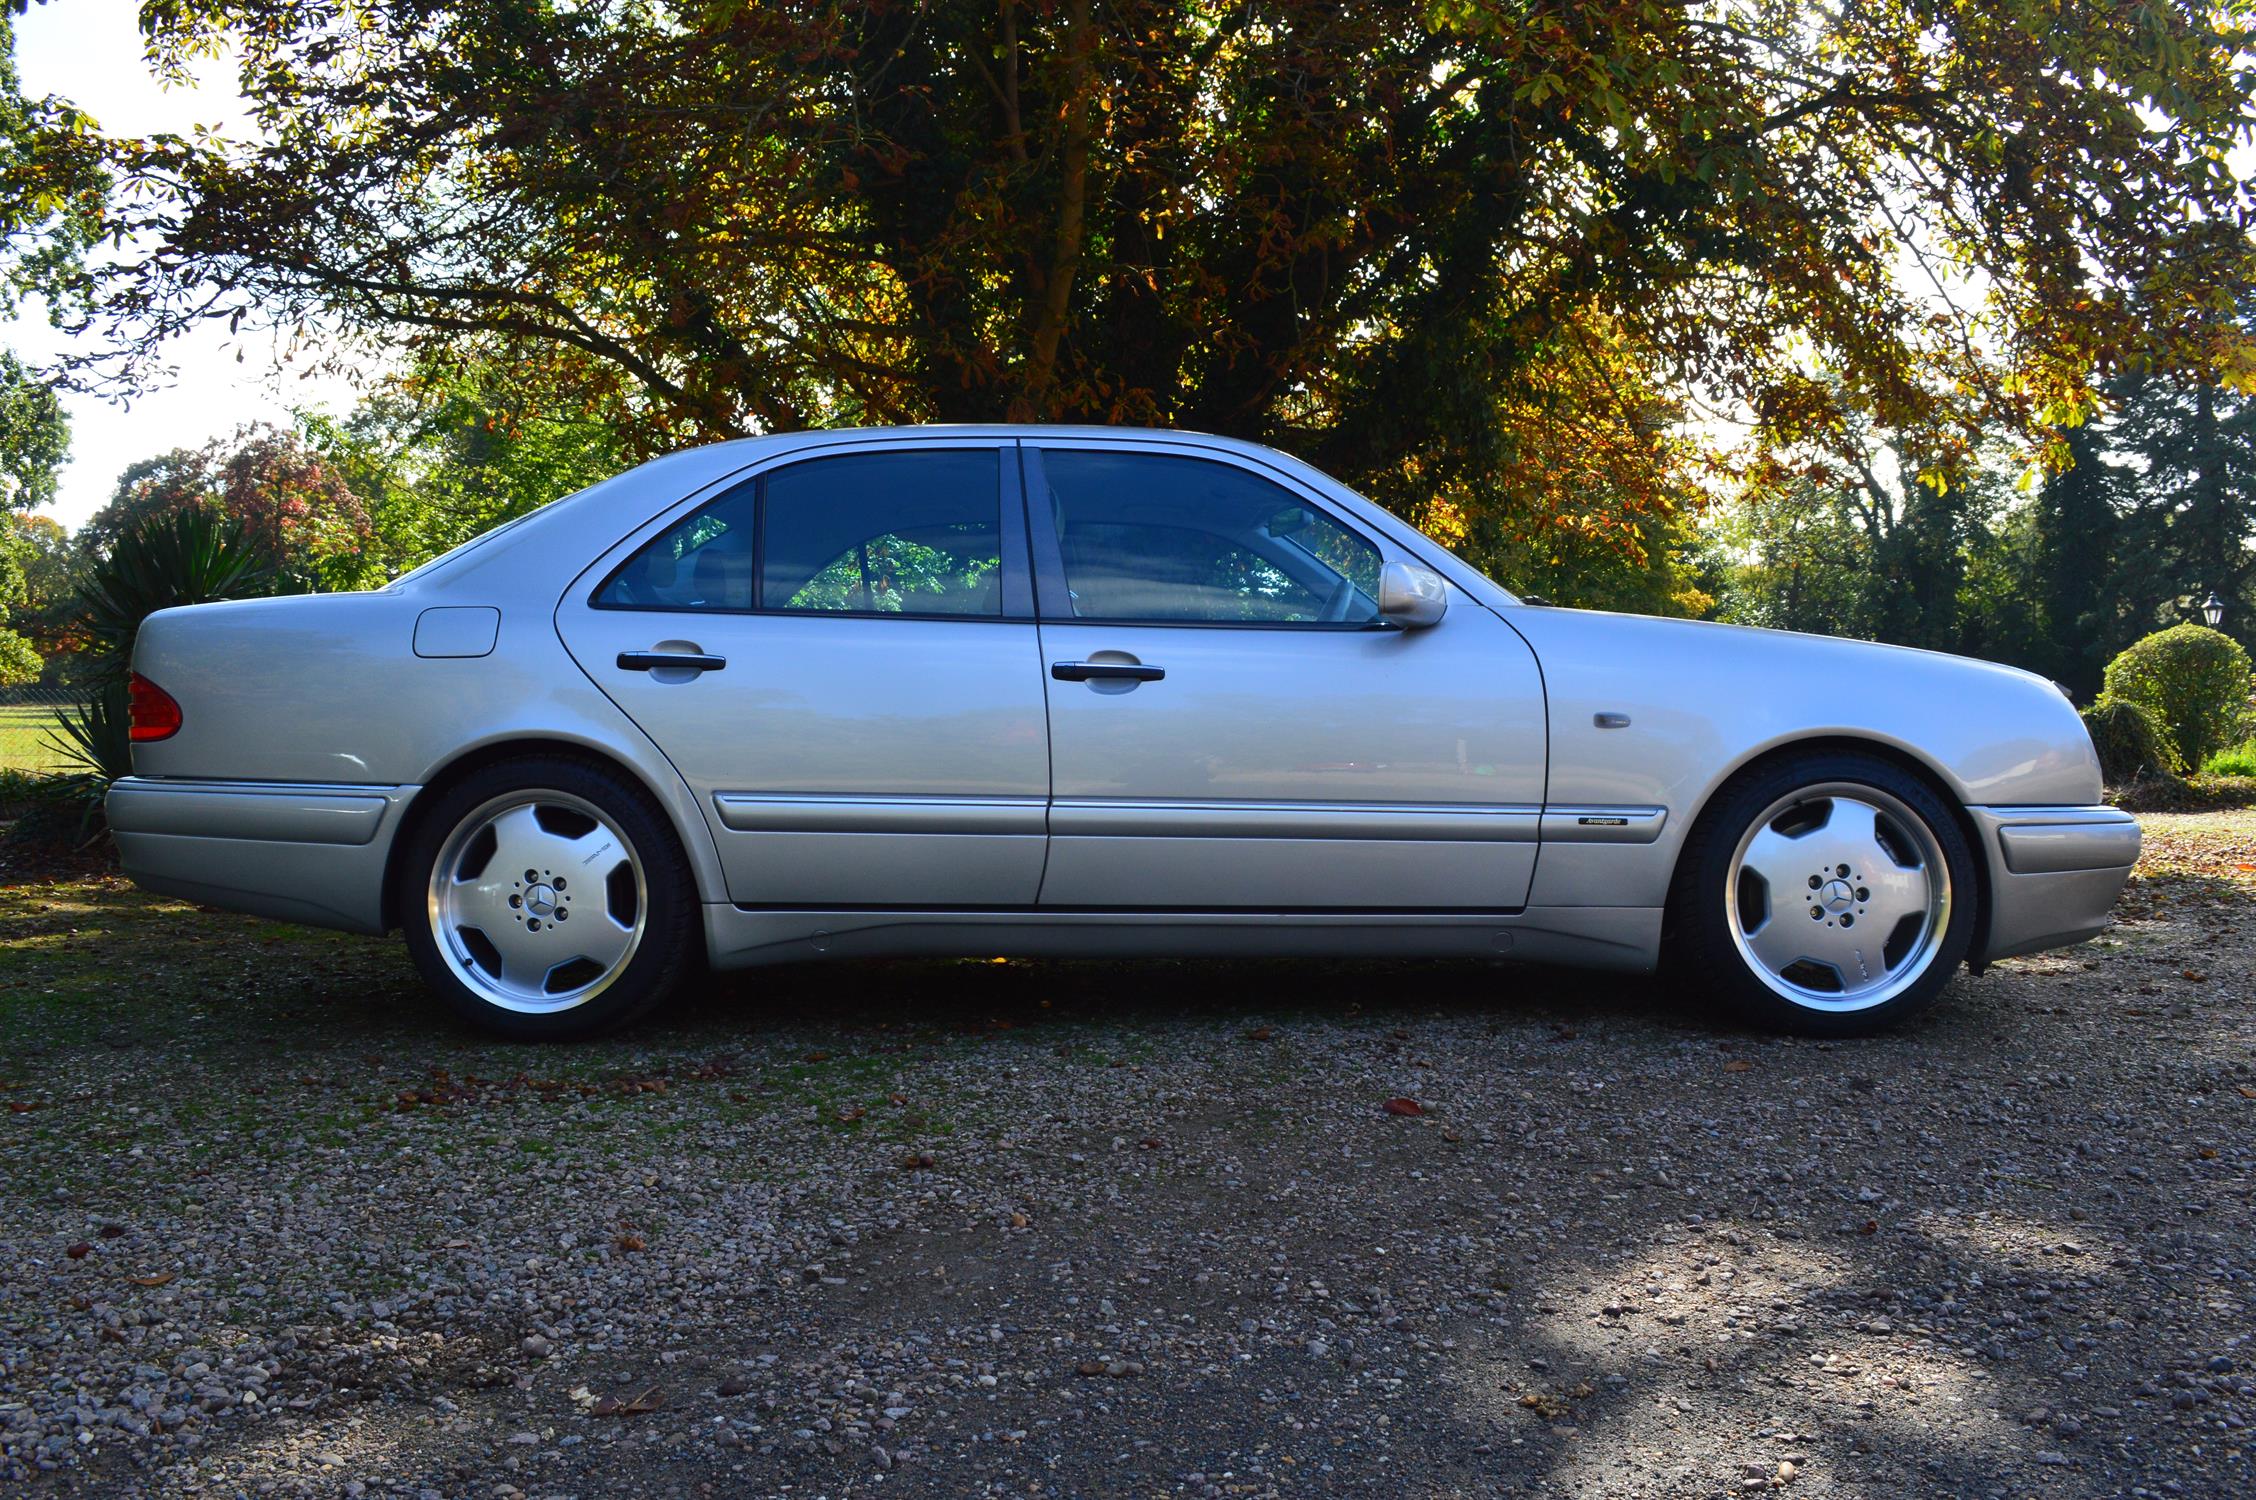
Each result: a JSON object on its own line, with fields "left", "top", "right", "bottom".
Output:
{"left": 107, "top": 777, "right": 416, "bottom": 934}
{"left": 1968, "top": 805, "right": 2140, "bottom": 963}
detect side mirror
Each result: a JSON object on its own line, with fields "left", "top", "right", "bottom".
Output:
{"left": 1377, "top": 561, "right": 1448, "bottom": 629}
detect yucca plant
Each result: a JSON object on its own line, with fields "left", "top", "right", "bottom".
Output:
{"left": 44, "top": 680, "right": 134, "bottom": 786}
{"left": 75, "top": 506, "right": 276, "bottom": 688}
{"left": 27, "top": 508, "right": 280, "bottom": 831}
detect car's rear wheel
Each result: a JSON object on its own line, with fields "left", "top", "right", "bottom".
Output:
{"left": 398, "top": 755, "right": 698, "bottom": 1039}
{"left": 1668, "top": 750, "right": 1977, "bottom": 1035}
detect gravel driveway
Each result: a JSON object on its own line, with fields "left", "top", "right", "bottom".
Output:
{"left": 1, "top": 811, "right": 2251, "bottom": 1498}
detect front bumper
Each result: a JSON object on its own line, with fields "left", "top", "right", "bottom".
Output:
{"left": 1968, "top": 805, "right": 2141, "bottom": 963}
{"left": 107, "top": 777, "right": 416, "bottom": 934}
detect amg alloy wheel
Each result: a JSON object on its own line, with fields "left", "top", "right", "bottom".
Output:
{"left": 1670, "top": 751, "right": 1977, "bottom": 1035}
{"left": 398, "top": 755, "right": 697, "bottom": 1039}
{"left": 428, "top": 790, "right": 647, "bottom": 1013}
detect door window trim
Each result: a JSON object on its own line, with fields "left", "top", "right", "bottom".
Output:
{"left": 586, "top": 440, "right": 1036, "bottom": 622}
{"left": 1018, "top": 442, "right": 1394, "bottom": 631}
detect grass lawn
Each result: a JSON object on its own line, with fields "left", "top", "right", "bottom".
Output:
{"left": 0, "top": 700, "right": 74, "bottom": 773}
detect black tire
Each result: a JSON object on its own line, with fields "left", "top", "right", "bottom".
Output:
{"left": 1665, "top": 749, "right": 1979, "bottom": 1036}
{"left": 396, "top": 753, "right": 700, "bottom": 1040}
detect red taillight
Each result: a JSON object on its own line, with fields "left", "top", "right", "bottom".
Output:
{"left": 128, "top": 672, "right": 182, "bottom": 742}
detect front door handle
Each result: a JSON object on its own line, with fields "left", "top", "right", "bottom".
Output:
{"left": 618, "top": 650, "right": 726, "bottom": 673}
{"left": 1052, "top": 660, "right": 1164, "bottom": 683}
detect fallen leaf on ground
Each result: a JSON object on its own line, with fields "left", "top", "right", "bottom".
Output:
{"left": 1723, "top": 1059, "right": 1754, "bottom": 1073}
{"left": 590, "top": 1386, "right": 664, "bottom": 1417}
{"left": 64, "top": 1242, "right": 90, "bottom": 1260}
{"left": 1243, "top": 1027, "right": 1274, "bottom": 1042}
{"left": 126, "top": 1273, "right": 175, "bottom": 1287}
{"left": 1382, "top": 1097, "right": 1424, "bottom": 1117}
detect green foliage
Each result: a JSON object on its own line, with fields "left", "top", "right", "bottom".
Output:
{"left": 73, "top": 507, "right": 274, "bottom": 687}
{"left": 2203, "top": 741, "right": 2256, "bottom": 779}
{"left": 0, "top": 9, "right": 106, "bottom": 320}
{"left": 0, "top": 349, "right": 67, "bottom": 512}
{"left": 0, "top": 620, "right": 36, "bottom": 684}
{"left": 2100, "top": 625, "right": 2254, "bottom": 772}
{"left": 43, "top": 681, "right": 129, "bottom": 785}
{"left": 2082, "top": 697, "right": 2183, "bottom": 785}
{"left": 307, "top": 350, "right": 628, "bottom": 572}
{"left": 0, "top": 346, "right": 69, "bottom": 682}
{"left": 1700, "top": 425, "right": 2033, "bottom": 657}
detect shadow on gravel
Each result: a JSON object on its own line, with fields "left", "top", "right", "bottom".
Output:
{"left": 664, "top": 954, "right": 1712, "bottom": 1045}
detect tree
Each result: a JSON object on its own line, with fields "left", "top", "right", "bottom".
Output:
{"left": 0, "top": 348, "right": 65, "bottom": 510}
{"left": 2106, "top": 366, "right": 2256, "bottom": 658}
{"left": 24, "top": 1, "right": 2255, "bottom": 608}
{"left": 0, "top": 4, "right": 104, "bottom": 322}
{"left": 309, "top": 346, "right": 629, "bottom": 572}
{"left": 80, "top": 424, "right": 374, "bottom": 590}
{"left": 1703, "top": 414, "right": 2030, "bottom": 660}
{"left": 2027, "top": 422, "right": 2123, "bottom": 698}
{"left": 0, "top": 342, "right": 69, "bottom": 681}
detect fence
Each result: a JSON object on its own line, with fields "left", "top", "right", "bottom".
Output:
{"left": 0, "top": 686, "right": 85, "bottom": 773}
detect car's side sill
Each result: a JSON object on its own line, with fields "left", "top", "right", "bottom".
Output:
{"left": 732, "top": 901, "right": 1525, "bottom": 915}
{"left": 701, "top": 904, "right": 1664, "bottom": 974}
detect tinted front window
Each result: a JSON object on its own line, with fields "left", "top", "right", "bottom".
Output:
{"left": 1040, "top": 451, "right": 1380, "bottom": 624}
{"left": 596, "top": 450, "right": 1003, "bottom": 616}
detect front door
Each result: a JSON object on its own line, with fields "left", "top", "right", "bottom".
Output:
{"left": 1024, "top": 443, "right": 1548, "bottom": 909}
{"left": 555, "top": 442, "right": 1051, "bottom": 907}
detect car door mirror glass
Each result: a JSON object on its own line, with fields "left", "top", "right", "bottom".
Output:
{"left": 1378, "top": 561, "right": 1448, "bottom": 628}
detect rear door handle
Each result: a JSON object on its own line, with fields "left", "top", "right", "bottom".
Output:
{"left": 1051, "top": 660, "right": 1164, "bottom": 682}
{"left": 618, "top": 650, "right": 726, "bottom": 673}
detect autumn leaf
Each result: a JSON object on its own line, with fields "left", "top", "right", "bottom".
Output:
{"left": 590, "top": 1386, "right": 664, "bottom": 1417}
{"left": 1722, "top": 1059, "right": 1754, "bottom": 1073}
{"left": 126, "top": 1273, "right": 176, "bottom": 1287}
{"left": 1382, "top": 1097, "right": 1424, "bottom": 1117}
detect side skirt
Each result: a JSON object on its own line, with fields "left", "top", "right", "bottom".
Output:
{"left": 701, "top": 905, "right": 1663, "bottom": 972}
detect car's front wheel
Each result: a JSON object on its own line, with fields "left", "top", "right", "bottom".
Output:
{"left": 1668, "top": 750, "right": 1977, "bottom": 1035}
{"left": 397, "top": 754, "right": 699, "bottom": 1040}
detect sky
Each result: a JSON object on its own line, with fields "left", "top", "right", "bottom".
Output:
{"left": 3, "top": 0, "right": 365, "bottom": 534}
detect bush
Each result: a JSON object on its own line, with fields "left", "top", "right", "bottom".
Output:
{"left": 2083, "top": 696, "right": 2183, "bottom": 784}
{"left": 2100, "top": 624, "right": 2253, "bottom": 771}
{"left": 2204, "top": 741, "right": 2256, "bottom": 778}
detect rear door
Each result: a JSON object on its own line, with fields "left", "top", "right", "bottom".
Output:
{"left": 555, "top": 440, "right": 1051, "bottom": 907}
{"left": 1024, "top": 441, "right": 1548, "bottom": 909}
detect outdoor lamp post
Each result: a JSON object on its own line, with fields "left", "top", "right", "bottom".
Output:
{"left": 2201, "top": 591, "right": 2227, "bottom": 628}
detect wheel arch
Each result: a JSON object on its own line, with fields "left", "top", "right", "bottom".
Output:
{"left": 1672, "top": 734, "right": 1993, "bottom": 964}
{"left": 380, "top": 735, "right": 714, "bottom": 935}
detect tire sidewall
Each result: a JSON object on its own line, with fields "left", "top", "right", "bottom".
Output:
{"left": 398, "top": 755, "right": 698, "bottom": 1040}
{"left": 1672, "top": 752, "right": 1978, "bottom": 1036}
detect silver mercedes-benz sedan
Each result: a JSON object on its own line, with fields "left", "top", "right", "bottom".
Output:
{"left": 108, "top": 426, "right": 2139, "bottom": 1039}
